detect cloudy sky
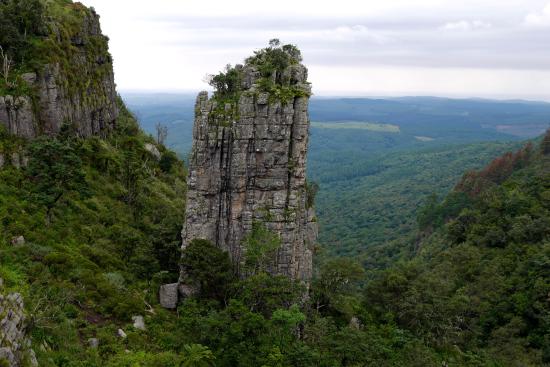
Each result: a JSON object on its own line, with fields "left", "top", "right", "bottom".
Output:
{"left": 80, "top": 0, "right": 550, "bottom": 100}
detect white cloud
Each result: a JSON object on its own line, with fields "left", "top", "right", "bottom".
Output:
{"left": 310, "top": 66, "right": 550, "bottom": 101}
{"left": 322, "top": 25, "right": 388, "bottom": 44}
{"left": 79, "top": 0, "right": 550, "bottom": 99}
{"left": 524, "top": 3, "right": 550, "bottom": 27}
{"left": 441, "top": 20, "right": 492, "bottom": 31}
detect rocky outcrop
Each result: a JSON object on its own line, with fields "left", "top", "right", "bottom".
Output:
{"left": 0, "top": 291, "right": 37, "bottom": 367}
{"left": 181, "top": 43, "right": 317, "bottom": 283}
{"left": 159, "top": 283, "right": 179, "bottom": 309}
{"left": 0, "top": 6, "right": 117, "bottom": 139}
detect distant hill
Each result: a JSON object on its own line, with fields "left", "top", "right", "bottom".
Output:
{"left": 309, "top": 96, "right": 550, "bottom": 138}
{"left": 124, "top": 95, "right": 550, "bottom": 162}
{"left": 124, "top": 93, "right": 547, "bottom": 258}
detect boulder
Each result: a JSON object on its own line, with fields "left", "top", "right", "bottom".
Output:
{"left": 88, "top": 338, "right": 99, "bottom": 349}
{"left": 132, "top": 315, "right": 146, "bottom": 331}
{"left": 144, "top": 143, "right": 161, "bottom": 160}
{"left": 10, "top": 235, "right": 25, "bottom": 246}
{"left": 159, "top": 283, "right": 179, "bottom": 309}
{"left": 349, "top": 316, "right": 362, "bottom": 330}
{"left": 117, "top": 329, "right": 127, "bottom": 338}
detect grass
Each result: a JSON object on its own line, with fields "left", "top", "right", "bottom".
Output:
{"left": 311, "top": 121, "right": 400, "bottom": 133}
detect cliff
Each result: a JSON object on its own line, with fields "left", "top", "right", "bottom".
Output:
{"left": 0, "top": 286, "right": 37, "bottom": 367}
{"left": 181, "top": 41, "right": 317, "bottom": 282}
{"left": 0, "top": 0, "right": 117, "bottom": 139}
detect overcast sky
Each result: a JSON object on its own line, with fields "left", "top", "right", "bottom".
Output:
{"left": 80, "top": 0, "right": 550, "bottom": 100}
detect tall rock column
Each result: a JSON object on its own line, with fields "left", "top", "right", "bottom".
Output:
{"left": 181, "top": 43, "right": 317, "bottom": 282}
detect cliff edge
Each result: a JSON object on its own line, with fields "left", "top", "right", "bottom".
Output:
{"left": 0, "top": 0, "right": 117, "bottom": 139}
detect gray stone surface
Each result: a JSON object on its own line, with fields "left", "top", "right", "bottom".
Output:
{"left": 88, "top": 338, "right": 99, "bottom": 349}
{"left": 117, "top": 329, "right": 127, "bottom": 338}
{"left": 178, "top": 284, "right": 196, "bottom": 299}
{"left": 159, "top": 283, "right": 179, "bottom": 309}
{"left": 181, "top": 60, "right": 317, "bottom": 282}
{"left": 10, "top": 236, "right": 25, "bottom": 246}
{"left": 0, "top": 292, "right": 37, "bottom": 366}
{"left": 131, "top": 315, "right": 146, "bottom": 331}
{"left": 144, "top": 143, "right": 161, "bottom": 160}
{"left": 0, "top": 10, "right": 117, "bottom": 140}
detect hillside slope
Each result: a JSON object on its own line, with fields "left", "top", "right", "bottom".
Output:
{"left": 0, "top": 98, "right": 188, "bottom": 365}
{"left": 364, "top": 131, "right": 550, "bottom": 366}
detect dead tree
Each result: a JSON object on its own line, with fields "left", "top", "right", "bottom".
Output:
{"left": 155, "top": 122, "right": 168, "bottom": 145}
{"left": 0, "top": 46, "right": 13, "bottom": 87}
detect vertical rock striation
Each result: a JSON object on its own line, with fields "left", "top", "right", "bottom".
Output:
{"left": 0, "top": 290, "right": 37, "bottom": 367}
{"left": 0, "top": 5, "right": 117, "bottom": 139}
{"left": 181, "top": 43, "right": 317, "bottom": 283}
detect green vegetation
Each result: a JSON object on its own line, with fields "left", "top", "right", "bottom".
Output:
{"left": 363, "top": 132, "right": 550, "bottom": 365}
{"left": 205, "top": 39, "right": 311, "bottom": 126}
{"left": 7, "top": 95, "right": 544, "bottom": 365}
{"left": 181, "top": 239, "right": 233, "bottom": 301}
{"left": 3, "top": 1, "right": 549, "bottom": 363}
{"left": 311, "top": 121, "right": 400, "bottom": 132}
{"left": 0, "top": 0, "right": 113, "bottom": 110}
{"left": 241, "top": 222, "right": 282, "bottom": 276}
{"left": 0, "top": 97, "right": 187, "bottom": 363}
{"left": 315, "top": 141, "right": 519, "bottom": 265}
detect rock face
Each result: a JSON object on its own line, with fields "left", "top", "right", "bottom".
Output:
{"left": 0, "top": 291, "right": 37, "bottom": 367}
{"left": 159, "top": 283, "right": 179, "bottom": 309}
{"left": 0, "top": 7, "right": 117, "bottom": 139}
{"left": 181, "top": 44, "right": 317, "bottom": 282}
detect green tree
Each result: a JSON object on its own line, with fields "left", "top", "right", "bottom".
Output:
{"left": 234, "top": 272, "right": 303, "bottom": 316}
{"left": 242, "top": 222, "right": 281, "bottom": 276}
{"left": 541, "top": 129, "right": 550, "bottom": 155}
{"left": 27, "top": 137, "right": 88, "bottom": 223}
{"left": 181, "top": 239, "right": 234, "bottom": 301}
{"left": 119, "top": 136, "right": 147, "bottom": 210}
{"left": 305, "top": 180, "right": 319, "bottom": 209}
{"left": 312, "top": 258, "right": 365, "bottom": 316}
{"left": 181, "top": 344, "right": 215, "bottom": 367}
{"left": 0, "top": 0, "right": 45, "bottom": 62}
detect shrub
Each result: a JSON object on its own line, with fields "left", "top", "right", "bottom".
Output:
{"left": 181, "top": 239, "right": 234, "bottom": 301}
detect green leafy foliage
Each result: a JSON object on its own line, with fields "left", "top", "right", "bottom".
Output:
{"left": 0, "top": 0, "right": 46, "bottom": 63}
{"left": 312, "top": 258, "right": 364, "bottom": 318}
{"left": 205, "top": 40, "right": 310, "bottom": 126}
{"left": 541, "top": 128, "right": 550, "bottom": 155}
{"left": 26, "top": 136, "right": 88, "bottom": 221}
{"left": 316, "top": 141, "right": 518, "bottom": 268}
{"left": 364, "top": 140, "right": 550, "bottom": 365}
{"left": 207, "top": 64, "right": 242, "bottom": 100}
{"left": 242, "top": 222, "right": 281, "bottom": 276}
{"left": 181, "top": 239, "right": 234, "bottom": 301}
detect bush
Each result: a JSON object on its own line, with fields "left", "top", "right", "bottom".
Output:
{"left": 181, "top": 239, "right": 234, "bottom": 301}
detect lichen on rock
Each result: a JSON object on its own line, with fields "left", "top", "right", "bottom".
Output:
{"left": 181, "top": 40, "right": 317, "bottom": 283}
